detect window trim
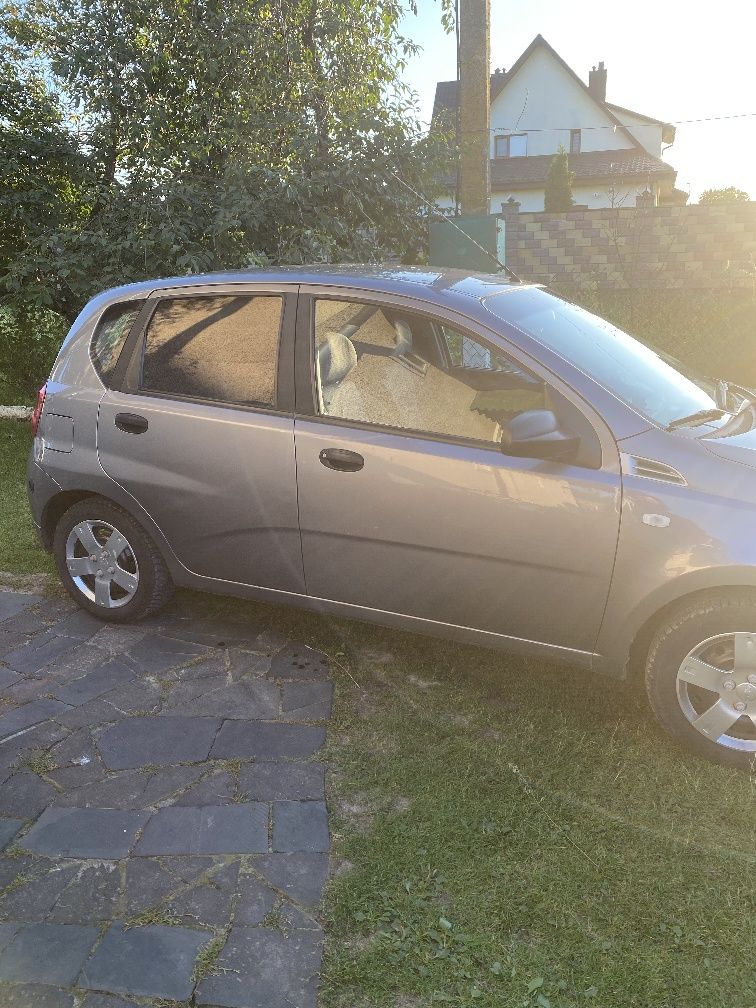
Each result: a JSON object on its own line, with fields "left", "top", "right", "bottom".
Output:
{"left": 295, "top": 290, "right": 603, "bottom": 461}
{"left": 494, "top": 133, "right": 527, "bottom": 158}
{"left": 111, "top": 287, "right": 297, "bottom": 416}
{"left": 89, "top": 299, "right": 147, "bottom": 388}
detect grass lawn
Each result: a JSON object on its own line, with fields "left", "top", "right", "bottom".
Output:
{"left": 1, "top": 418, "right": 754, "bottom": 1007}
{"left": 0, "top": 420, "right": 54, "bottom": 577}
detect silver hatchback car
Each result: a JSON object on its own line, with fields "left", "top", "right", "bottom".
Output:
{"left": 27, "top": 266, "right": 756, "bottom": 767}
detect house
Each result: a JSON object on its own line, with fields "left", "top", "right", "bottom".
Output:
{"left": 432, "top": 34, "right": 688, "bottom": 213}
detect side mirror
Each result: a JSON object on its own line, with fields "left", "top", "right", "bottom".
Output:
{"left": 500, "top": 409, "right": 580, "bottom": 461}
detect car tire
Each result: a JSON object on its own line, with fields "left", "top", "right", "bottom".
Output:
{"left": 645, "top": 590, "right": 756, "bottom": 769}
{"left": 53, "top": 496, "right": 174, "bottom": 623}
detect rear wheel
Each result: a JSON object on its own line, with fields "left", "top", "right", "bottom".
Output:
{"left": 645, "top": 591, "right": 756, "bottom": 769}
{"left": 53, "top": 497, "right": 173, "bottom": 622}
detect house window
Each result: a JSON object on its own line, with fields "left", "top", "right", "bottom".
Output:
{"left": 570, "top": 129, "right": 581, "bottom": 154}
{"left": 494, "top": 133, "right": 527, "bottom": 158}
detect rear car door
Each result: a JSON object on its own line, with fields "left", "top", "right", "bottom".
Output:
{"left": 293, "top": 290, "right": 622, "bottom": 656}
{"left": 97, "top": 283, "right": 304, "bottom": 592}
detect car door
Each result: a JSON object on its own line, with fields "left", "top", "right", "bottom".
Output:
{"left": 97, "top": 283, "right": 305, "bottom": 593}
{"left": 292, "top": 289, "right": 622, "bottom": 656}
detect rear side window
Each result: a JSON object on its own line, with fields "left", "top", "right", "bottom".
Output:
{"left": 91, "top": 300, "right": 145, "bottom": 385}
{"left": 140, "top": 295, "right": 282, "bottom": 407}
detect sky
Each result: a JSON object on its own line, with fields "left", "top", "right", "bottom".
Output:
{"left": 398, "top": 0, "right": 756, "bottom": 202}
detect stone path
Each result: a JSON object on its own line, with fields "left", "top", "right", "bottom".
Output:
{"left": 0, "top": 590, "right": 333, "bottom": 1008}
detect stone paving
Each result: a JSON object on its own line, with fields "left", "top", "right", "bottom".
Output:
{"left": 0, "top": 590, "right": 333, "bottom": 1008}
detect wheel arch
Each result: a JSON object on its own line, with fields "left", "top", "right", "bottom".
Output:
{"left": 596, "top": 572, "right": 756, "bottom": 680}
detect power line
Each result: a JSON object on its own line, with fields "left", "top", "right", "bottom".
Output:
{"left": 426, "top": 111, "right": 756, "bottom": 134}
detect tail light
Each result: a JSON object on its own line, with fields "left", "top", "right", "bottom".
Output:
{"left": 30, "top": 383, "right": 47, "bottom": 437}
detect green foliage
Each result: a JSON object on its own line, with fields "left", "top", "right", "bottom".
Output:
{"left": 0, "top": 0, "right": 453, "bottom": 333}
{"left": 544, "top": 146, "right": 574, "bottom": 213}
{"left": 0, "top": 306, "right": 67, "bottom": 400}
{"left": 699, "top": 186, "right": 750, "bottom": 204}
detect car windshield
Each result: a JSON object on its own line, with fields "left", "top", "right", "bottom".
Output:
{"left": 486, "top": 287, "right": 730, "bottom": 429}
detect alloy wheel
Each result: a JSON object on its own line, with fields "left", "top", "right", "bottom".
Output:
{"left": 65, "top": 519, "right": 140, "bottom": 609}
{"left": 676, "top": 632, "right": 756, "bottom": 753}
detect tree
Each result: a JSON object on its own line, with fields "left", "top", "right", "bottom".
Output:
{"left": 544, "top": 146, "right": 574, "bottom": 213}
{"left": 699, "top": 187, "right": 751, "bottom": 204}
{"left": 0, "top": 0, "right": 453, "bottom": 326}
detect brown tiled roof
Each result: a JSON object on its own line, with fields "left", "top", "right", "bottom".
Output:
{"left": 440, "top": 148, "right": 676, "bottom": 190}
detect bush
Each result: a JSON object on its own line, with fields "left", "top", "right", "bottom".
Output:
{"left": 0, "top": 306, "right": 67, "bottom": 403}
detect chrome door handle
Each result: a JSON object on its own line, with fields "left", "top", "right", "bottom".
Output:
{"left": 319, "top": 448, "right": 364, "bottom": 472}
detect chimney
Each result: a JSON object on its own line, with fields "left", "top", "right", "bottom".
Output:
{"left": 588, "top": 61, "right": 607, "bottom": 102}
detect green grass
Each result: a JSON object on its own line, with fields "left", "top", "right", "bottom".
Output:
{"left": 316, "top": 625, "right": 756, "bottom": 1008}
{"left": 0, "top": 420, "right": 54, "bottom": 576}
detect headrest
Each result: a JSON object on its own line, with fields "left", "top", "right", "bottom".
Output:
{"left": 317, "top": 331, "right": 357, "bottom": 387}
{"left": 393, "top": 320, "right": 412, "bottom": 356}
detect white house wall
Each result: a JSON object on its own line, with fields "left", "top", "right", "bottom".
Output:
{"left": 489, "top": 47, "right": 632, "bottom": 158}
{"left": 608, "top": 108, "right": 664, "bottom": 156}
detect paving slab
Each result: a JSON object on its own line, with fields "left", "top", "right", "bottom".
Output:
{"left": 211, "top": 721, "right": 326, "bottom": 760}
{"left": 281, "top": 680, "right": 334, "bottom": 720}
{"left": 0, "top": 818, "right": 23, "bottom": 849}
{"left": 195, "top": 925, "right": 323, "bottom": 1008}
{"left": 268, "top": 643, "right": 330, "bottom": 680}
{"left": 0, "top": 922, "right": 98, "bottom": 984}
{"left": 135, "top": 803, "right": 269, "bottom": 855}
{"left": 97, "top": 716, "right": 221, "bottom": 769}
{"left": 51, "top": 657, "right": 138, "bottom": 706}
{"left": 0, "top": 595, "right": 333, "bottom": 1004}
{"left": 2, "top": 635, "right": 81, "bottom": 676}
{"left": 0, "top": 699, "right": 71, "bottom": 741}
{"left": 0, "top": 982, "right": 75, "bottom": 1008}
{"left": 0, "top": 593, "right": 43, "bottom": 624}
{"left": 273, "top": 801, "right": 330, "bottom": 852}
{"left": 239, "top": 761, "right": 325, "bottom": 801}
{"left": 80, "top": 923, "right": 212, "bottom": 1000}
{"left": 253, "top": 853, "right": 330, "bottom": 907}
{"left": 127, "top": 634, "right": 212, "bottom": 674}
{"left": 21, "top": 807, "right": 150, "bottom": 858}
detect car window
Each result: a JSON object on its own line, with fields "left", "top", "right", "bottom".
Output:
{"left": 313, "top": 299, "right": 544, "bottom": 445}
{"left": 141, "top": 295, "right": 282, "bottom": 407}
{"left": 91, "top": 300, "right": 145, "bottom": 385}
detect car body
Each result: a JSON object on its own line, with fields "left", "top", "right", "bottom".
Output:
{"left": 26, "top": 265, "right": 756, "bottom": 766}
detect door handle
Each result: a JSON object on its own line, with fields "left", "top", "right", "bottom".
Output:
{"left": 319, "top": 448, "right": 364, "bottom": 472}
{"left": 114, "top": 412, "right": 149, "bottom": 434}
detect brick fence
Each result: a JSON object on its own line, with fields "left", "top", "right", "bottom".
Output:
{"left": 501, "top": 201, "right": 756, "bottom": 289}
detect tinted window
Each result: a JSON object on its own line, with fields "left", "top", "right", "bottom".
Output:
{"left": 91, "top": 300, "right": 144, "bottom": 384}
{"left": 314, "top": 299, "right": 543, "bottom": 444}
{"left": 487, "top": 287, "right": 721, "bottom": 428}
{"left": 141, "top": 295, "right": 282, "bottom": 406}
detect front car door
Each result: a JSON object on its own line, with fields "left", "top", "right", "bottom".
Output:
{"left": 293, "top": 288, "right": 622, "bottom": 659}
{"left": 97, "top": 283, "right": 305, "bottom": 593}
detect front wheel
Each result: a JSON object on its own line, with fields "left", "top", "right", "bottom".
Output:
{"left": 53, "top": 496, "right": 174, "bottom": 623}
{"left": 645, "top": 591, "right": 756, "bottom": 769}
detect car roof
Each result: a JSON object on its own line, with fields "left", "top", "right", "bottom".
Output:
{"left": 86, "top": 264, "right": 527, "bottom": 314}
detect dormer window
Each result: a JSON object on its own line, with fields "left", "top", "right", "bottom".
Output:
{"left": 494, "top": 133, "right": 527, "bottom": 158}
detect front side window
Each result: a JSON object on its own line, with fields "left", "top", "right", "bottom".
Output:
{"left": 140, "top": 295, "right": 282, "bottom": 407}
{"left": 486, "top": 287, "right": 726, "bottom": 428}
{"left": 313, "top": 299, "right": 544, "bottom": 445}
{"left": 91, "top": 300, "right": 145, "bottom": 384}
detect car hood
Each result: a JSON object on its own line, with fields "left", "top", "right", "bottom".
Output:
{"left": 702, "top": 424, "right": 756, "bottom": 471}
